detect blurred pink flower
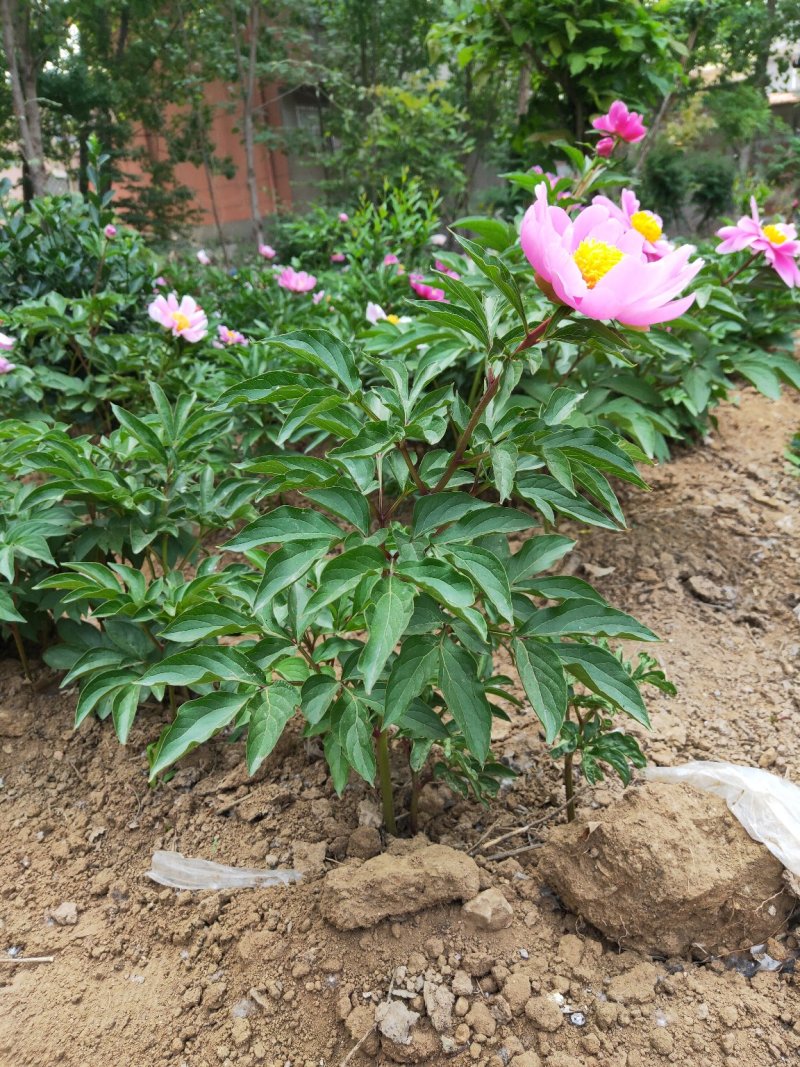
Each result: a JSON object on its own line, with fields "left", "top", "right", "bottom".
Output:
{"left": 0, "top": 332, "right": 14, "bottom": 351}
{"left": 153, "top": 276, "right": 166, "bottom": 288}
{"left": 366, "top": 302, "right": 386, "bottom": 324}
{"left": 592, "top": 101, "right": 647, "bottom": 143}
{"left": 529, "top": 165, "right": 570, "bottom": 200}
{"left": 409, "top": 273, "right": 447, "bottom": 302}
{"left": 716, "top": 198, "right": 800, "bottom": 287}
{"left": 592, "top": 189, "right": 673, "bottom": 261}
{"left": 278, "top": 267, "right": 317, "bottom": 293}
{"left": 338, "top": 212, "right": 349, "bottom": 222}
{"left": 595, "top": 137, "right": 615, "bottom": 158}
{"left": 0, "top": 355, "right": 15, "bottom": 374}
{"left": 520, "top": 183, "right": 702, "bottom": 327}
{"left": 259, "top": 244, "right": 277, "bottom": 259}
{"left": 435, "top": 259, "right": 461, "bottom": 280}
{"left": 196, "top": 249, "right": 211, "bottom": 266}
{"left": 313, "top": 290, "right": 326, "bottom": 305}
{"left": 148, "top": 293, "right": 208, "bottom": 342}
{"left": 383, "top": 253, "right": 400, "bottom": 266}
{"left": 429, "top": 234, "right": 447, "bottom": 247}
{"left": 104, "top": 224, "right": 117, "bottom": 238}
{"left": 330, "top": 252, "right": 346, "bottom": 263}
{"left": 216, "top": 325, "right": 247, "bottom": 347}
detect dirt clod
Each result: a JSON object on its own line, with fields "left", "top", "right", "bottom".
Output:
{"left": 541, "top": 782, "right": 794, "bottom": 955}
{"left": 462, "top": 886, "right": 514, "bottom": 930}
{"left": 320, "top": 843, "right": 480, "bottom": 929}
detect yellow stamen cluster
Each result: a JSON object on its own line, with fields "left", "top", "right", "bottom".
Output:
{"left": 762, "top": 224, "right": 787, "bottom": 246}
{"left": 630, "top": 210, "right": 663, "bottom": 243}
{"left": 171, "top": 311, "right": 191, "bottom": 332}
{"left": 573, "top": 238, "right": 625, "bottom": 289}
{"left": 386, "top": 314, "right": 400, "bottom": 325}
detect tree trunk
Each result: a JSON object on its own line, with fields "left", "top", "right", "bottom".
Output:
{"left": 1, "top": 0, "right": 47, "bottom": 196}
{"left": 231, "top": 0, "right": 264, "bottom": 245}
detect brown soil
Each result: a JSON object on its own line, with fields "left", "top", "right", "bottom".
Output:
{"left": 1, "top": 387, "right": 799, "bottom": 1067}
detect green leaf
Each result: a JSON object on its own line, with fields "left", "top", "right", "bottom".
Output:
{"left": 443, "top": 544, "right": 513, "bottom": 623}
{"left": 490, "top": 442, "right": 518, "bottom": 503}
{"left": 272, "top": 330, "right": 361, "bottom": 394}
{"left": 328, "top": 421, "right": 402, "bottom": 460}
{"left": 412, "top": 492, "right": 491, "bottom": 537}
{"left": 139, "top": 647, "right": 265, "bottom": 687}
{"left": 213, "top": 370, "right": 319, "bottom": 408}
{"left": 521, "top": 599, "right": 657, "bottom": 642}
{"left": 305, "top": 486, "right": 371, "bottom": 535}
{"left": 301, "top": 673, "right": 340, "bottom": 725}
{"left": 304, "top": 546, "right": 386, "bottom": 614}
{"left": 434, "top": 504, "right": 534, "bottom": 543}
{"left": 338, "top": 691, "right": 376, "bottom": 784}
{"left": 451, "top": 215, "right": 517, "bottom": 251}
{"left": 225, "top": 507, "right": 342, "bottom": 551}
{"left": 110, "top": 406, "right": 168, "bottom": 464}
{"left": 254, "top": 538, "right": 332, "bottom": 611}
{"left": 524, "top": 576, "right": 608, "bottom": 603}
{"left": 540, "top": 388, "right": 586, "bottom": 425}
{"left": 508, "top": 535, "right": 576, "bottom": 584}
{"left": 159, "top": 604, "right": 255, "bottom": 643}
{"left": 75, "top": 668, "right": 139, "bottom": 727}
{"left": 553, "top": 643, "right": 650, "bottom": 725}
{"left": 359, "top": 576, "right": 417, "bottom": 694}
{"left": 396, "top": 558, "right": 474, "bottom": 609}
{"left": 324, "top": 734, "right": 350, "bottom": 794}
{"left": 512, "top": 639, "right": 567, "bottom": 743}
{"left": 439, "top": 638, "right": 492, "bottom": 763}
{"left": 246, "top": 683, "right": 300, "bottom": 774}
{"left": 384, "top": 635, "right": 439, "bottom": 728}
{"left": 111, "top": 686, "right": 140, "bottom": 745}
{"left": 149, "top": 692, "right": 248, "bottom": 779}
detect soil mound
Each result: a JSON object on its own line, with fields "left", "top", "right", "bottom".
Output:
{"left": 541, "top": 781, "right": 794, "bottom": 955}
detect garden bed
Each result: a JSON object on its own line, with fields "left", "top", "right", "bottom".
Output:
{"left": 1, "top": 386, "right": 798, "bottom": 1067}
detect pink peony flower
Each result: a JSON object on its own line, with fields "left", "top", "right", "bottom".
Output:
{"left": 148, "top": 293, "right": 208, "bottom": 342}
{"left": 595, "top": 137, "right": 615, "bottom": 158}
{"left": 258, "top": 244, "right": 277, "bottom": 259}
{"left": 153, "top": 276, "right": 166, "bottom": 288}
{"left": 383, "top": 253, "right": 400, "bottom": 266}
{"left": 409, "top": 273, "right": 447, "bottom": 302}
{"left": 0, "top": 355, "right": 16, "bottom": 374}
{"left": 366, "top": 302, "right": 387, "bottom": 324}
{"left": 216, "top": 325, "right": 247, "bottom": 347}
{"left": 330, "top": 252, "right": 346, "bottom": 263}
{"left": 592, "top": 100, "right": 647, "bottom": 144}
{"left": 313, "top": 290, "right": 326, "bottom": 305}
{"left": 104, "top": 224, "right": 117, "bottom": 238}
{"left": 277, "top": 267, "right": 317, "bottom": 293}
{"left": 0, "top": 332, "right": 14, "bottom": 351}
{"left": 435, "top": 259, "right": 461, "bottom": 280}
{"left": 520, "top": 183, "right": 702, "bottom": 328}
{"left": 715, "top": 198, "right": 800, "bottom": 288}
{"left": 196, "top": 249, "right": 211, "bottom": 266}
{"left": 429, "top": 234, "right": 447, "bottom": 247}
{"left": 591, "top": 189, "right": 674, "bottom": 261}
{"left": 338, "top": 212, "right": 349, "bottom": 222}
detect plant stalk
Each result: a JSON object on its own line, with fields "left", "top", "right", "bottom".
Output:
{"left": 722, "top": 251, "right": 759, "bottom": 287}
{"left": 564, "top": 751, "right": 576, "bottom": 823}
{"left": 376, "top": 729, "right": 397, "bottom": 835}
{"left": 10, "top": 622, "right": 32, "bottom": 682}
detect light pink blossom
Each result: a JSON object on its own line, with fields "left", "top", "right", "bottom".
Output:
{"left": 196, "top": 249, "right": 211, "bottom": 266}
{"left": 104, "top": 224, "right": 117, "bottom": 238}
{"left": 277, "top": 267, "right": 317, "bottom": 293}
{"left": 366, "top": 302, "right": 387, "bottom": 324}
{"left": 0, "top": 332, "right": 14, "bottom": 351}
{"left": 592, "top": 101, "right": 647, "bottom": 144}
{"left": 338, "top": 212, "right": 349, "bottom": 222}
{"left": 715, "top": 198, "right": 800, "bottom": 288}
{"left": 216, "top": 325, "right": 247, "bottom": 347}
{"left": 595, "top": 137, "right": 615, "bottom": 158}
{"left": 330, "top": 252, "right": 346, "bottom": 263}
{"left": 409, "top": 273, "right": 447, "bottom": 302}
{"left": 383, "top": 253, "right": 400, "bottom": 267}
{"left": 520, "top": 183, "right": 702, "bottom": 328}
{"left": 148, "top": 293, "right": 208, "bottom": 342}
{"left": 592, "top": 189, "right": 674, "bottom": 261}
{"left": 258, "top": 244, "right": 277, "bottom": 259}
{"left": 429, "top": 234, "right": 447, "bottom": 247}
{"left": 153, "top": 276, "right": 166, "bottom": 288}
{"left": 435, "top": 259, "right": 461, "bottom": 280}
{"left": 529, "top": 165, "right": 570, "bottom": 200}
{"left": 0, "top": 355, "right": 17, "bottom": 374}
{"left": 313, "top": 290, "right": 326, "bottom": 305}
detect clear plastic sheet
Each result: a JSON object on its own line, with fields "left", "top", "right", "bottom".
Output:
{"left": 146, "top": 850, "right": 302, "bottom": 890}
